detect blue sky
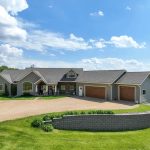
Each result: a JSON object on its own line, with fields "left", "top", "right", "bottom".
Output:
{"left": 0, "top": 0, "right": 150, "bottom": 70}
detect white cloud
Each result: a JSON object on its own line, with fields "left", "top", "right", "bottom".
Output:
{"left": 90, "top": 10, "right": 104, "bottom": 16}
{"left": 90, "top": 39, "right": 106, "bottom": 48}
{"left": 10, "top": 31, "right": 92, "bottom": 51}
{"left": 126, "top": 6, "right": 131, "bottom": 11}
{"left": 110, "top": 35, "right": 146, "bottom": 48}
{"left": 0, "top": 4, "right": 27, "bottom": 41}
{"left": 0, "top": 44, "right": 23, "bottom": 64}
{"left": 80, "top": 57, "right": 150, "bottom": 71}
{"left": 0, "top": 0, "right": 28, "bottom": 15}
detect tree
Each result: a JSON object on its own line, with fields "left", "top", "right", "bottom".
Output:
{"left": 0, "top": 66, "right": 16, "bottom": 72}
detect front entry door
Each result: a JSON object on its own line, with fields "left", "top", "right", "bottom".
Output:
{"left": 79, "top": 86, "right": 83, "bottom": 96}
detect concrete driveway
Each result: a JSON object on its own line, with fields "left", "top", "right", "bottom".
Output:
{"left": 0, "top": 97, "right": 137, "bottom": 122}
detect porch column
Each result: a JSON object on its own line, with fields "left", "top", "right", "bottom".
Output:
{"left": 54, "top": 85, "right": 57, "bottom": 95}
{"left": 35, "top": 85, "right": 38, "bottom": 93}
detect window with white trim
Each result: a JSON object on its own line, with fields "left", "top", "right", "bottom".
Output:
{"left": 23, "top": 82, "right": 33, "bottom": 92}
{"left": 61, "top": 85, "right": 65, "bottom": 90}
{"left": 0, "top": 84, "right": 4, "bottom": 91}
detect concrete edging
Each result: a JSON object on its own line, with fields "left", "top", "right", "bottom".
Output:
{"left": 52, "top": 112, "right": 150, "bottom": 131}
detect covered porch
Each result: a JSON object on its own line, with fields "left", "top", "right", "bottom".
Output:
{"left": 34, "top": 80, "right": 57, "bottom": 96}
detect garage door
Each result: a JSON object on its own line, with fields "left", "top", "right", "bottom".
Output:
{"left": 85, "top": 86, "right": 105, "bottom": 99}
{"left": 119, "top": 86, "right": 135, "bottom": 101}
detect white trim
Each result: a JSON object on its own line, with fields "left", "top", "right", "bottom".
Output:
{"left": 140, "top": 74, "right": 150, "bottom": 85}
{"left": 18, "top": 70, "right": 47, "bottom": 83}
{"left": 0, "top": 84, "right": 4, "bottom": 92}
{"left": 138, "top": 85, "right": 141, "bottom": 104}
{"left": 109, "top": 85, "right": 113, "bottom": 100}
{"left": 118, "top": 85, "right": 136, "bottom": 102}
{"left": 0, "top": 74, "right": 12, "bottom": 84}
{"left": 22, "top": 81, "right": 33, "bottom": 93}
{"left": 34, "top": 79, "right": 46, "bottom": 85}
{"left": 115, "top": 83, "right": 140, "bottom": 86}
{"left": 84, "top": 85, "right": 107, "bottom": 100}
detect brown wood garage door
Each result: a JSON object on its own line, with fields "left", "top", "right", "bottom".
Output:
{"left": 119, "top": 86, "right": 135, "bottom": 101}
{"left": 85, "top": 86, "right": 105, "bottom": 99}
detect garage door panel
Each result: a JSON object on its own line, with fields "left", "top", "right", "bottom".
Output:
{"left": 120, "top": 86, "right": 135, "bottom": 101}
{"left": 85, "top": 86, "right": 105, "bottom": 99}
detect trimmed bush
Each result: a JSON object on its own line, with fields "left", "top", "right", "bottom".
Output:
{"left": 43, "top": 115, "right": 51, "bottom": 121}
{"left": 31, "top": 119, "right": 43, "bottom": 128}
{"left": 42, "top": 124, "right": 53, "bottom": 132}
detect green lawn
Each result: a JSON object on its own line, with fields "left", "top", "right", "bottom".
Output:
{"left": 0, "top": 105, "right": 150, "bottom": 150}
{"left": 0, "top": 95, "right": 65, "bottom": 100}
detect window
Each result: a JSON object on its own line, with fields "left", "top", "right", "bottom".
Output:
{"left": 67, "top": 70, "right": 76, "bottom": 78}
{"left": 142, "top": 90, "right": 146, "bottom": 95}
{"left": 23, "top": 82, "right": 32, "bottom": 92}
{"left": 70, "top": 85, "right": 74, "bottom": 91}
{"left": 61, "top": 85, "right": 65, "bottom": 90}
{"left": 0, "top": 84, "right": 4, "bottom": 91}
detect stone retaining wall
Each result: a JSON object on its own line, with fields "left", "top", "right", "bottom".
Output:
{"left": 52, "top": 112, "right": 150, "bottom": 131}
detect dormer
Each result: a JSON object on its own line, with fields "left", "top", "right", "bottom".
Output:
{"left": 66, "top": 69, "right": 78, "bottom": 78}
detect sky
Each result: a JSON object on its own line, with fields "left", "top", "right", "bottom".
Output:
{"left": 0, "top": 0, "right": 150, "bottom": 71}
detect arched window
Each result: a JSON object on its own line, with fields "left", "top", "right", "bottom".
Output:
{"left": 23, "top": 82, "right": 33, "bottom": 92}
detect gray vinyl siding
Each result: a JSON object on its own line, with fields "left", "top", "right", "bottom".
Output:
{"left": 140, "top": 76, "right": 150, "bottom": 103}
{"left": 17, "top": 72, "right": 40, "bottom": 96}
{"left": 76, "top": 83, "right": 112, "bottom": 100}
{"left": 0, "top": 76, "right": 11, "bottom": 96}
{"left": 112, "top": 84, "right": 118, "bottom": 100}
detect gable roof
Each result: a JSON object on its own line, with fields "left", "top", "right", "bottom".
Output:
{"left": 0, "top": 68, "right": 83, "bottom": 84}
{"left": 116, "top": 72, "right": 150, "bottom": 85}
{"left": 77, "top": 70, "right": 126, "bottom": 84}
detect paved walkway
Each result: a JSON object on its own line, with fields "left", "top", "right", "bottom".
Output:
{"left": 0, "top": 97, "right": 137, "bottom": 122}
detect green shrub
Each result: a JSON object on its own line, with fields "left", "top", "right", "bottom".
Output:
{"left": 80, "top": 111, "right": 87, "bottom": 114}
{"left": 43, "top": 115, "right": 51, "bottom": 121}
{"left": 31, "top": 119, "right": 43, "bottom": 128}
{"left": 63, "top": 111, "right": 80, "bottom": 116}
{"left": 42, "top": 124, "right": 53, "bottom": 132}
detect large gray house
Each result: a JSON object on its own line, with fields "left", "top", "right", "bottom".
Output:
{"left": 0, "top": 68, "right": 150, "bottom": 103}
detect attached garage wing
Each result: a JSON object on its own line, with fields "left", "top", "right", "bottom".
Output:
{"left": 85, "top": 86, "right": 106, "bottom": 99}
{"left": 119, "top": 86, "right": 135, "bottom": 101}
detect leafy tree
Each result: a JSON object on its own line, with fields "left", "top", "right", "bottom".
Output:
{"left": 0, "top": 66, "right": 16, "bottom": 72}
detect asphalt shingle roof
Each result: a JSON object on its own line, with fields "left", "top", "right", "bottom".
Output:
{"left": 0, "top": 68, "right": 83, "bottom": 84}
{"left": 116, "top": 72, "right": 150, "bottom": 85}
{"left": 77, "top": 70, "right": 126, "bottom": 84}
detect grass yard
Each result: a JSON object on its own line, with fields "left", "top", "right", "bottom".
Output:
{"left": 0, "top": 95, "right": 65, "bottom": 100}
{"left": 0, "top": 105, "right": 150, "bottom": 150}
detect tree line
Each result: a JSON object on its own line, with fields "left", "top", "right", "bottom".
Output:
{"left": 0, "top": 66, "right": 16, "bottom": 72}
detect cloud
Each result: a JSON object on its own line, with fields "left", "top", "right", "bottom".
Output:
{"left": 90, "top": 10, "right": 104, "bottom": 16}
{"left": 0, "top": 48, "right": 149, "bottom": 72}
{"left": 0, "top": 4, "right": 27, "bottom": 41}
{"left": 10, "top": 31, "right": 92, "bottom": 51}
{"left": 0, "top": 44, "right": 23, "bottom": 64}
{"left": 81, "top": 57, "right": 150, "bottom": 71}
{"left": 90, "top": 39, "right": 106, "bottom": 48}
{"left": 126, "top": 6, "right": 131, "bottom": 11}
{"left": 0, "top": 0, "right": 28, "bottom": 15}
{"left": 110, "top": 35, "right": 146, "bottom": 48}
